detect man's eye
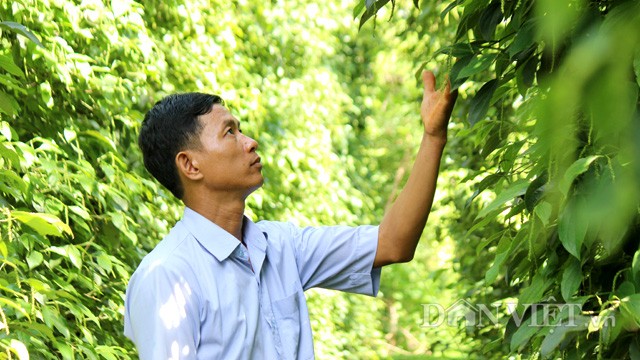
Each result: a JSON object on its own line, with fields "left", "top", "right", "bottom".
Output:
{"left": 226, "top": 129, "right": 234, "bottom": 135}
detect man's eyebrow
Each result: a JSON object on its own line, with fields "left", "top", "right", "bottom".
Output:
{"left": 220, "top": 118, "right": 241, "bottom": 128}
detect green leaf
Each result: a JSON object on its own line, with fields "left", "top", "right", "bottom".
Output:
{"left": 477, "top": 179, "right": 529, "bottom": 218}
{"left": 558, "top": 199, "right": 588, "bottom": 259}
{"left": 0, "top": 241, "right": 7, "bottom": 258}
{"left": 630, "top": 339, "right": 640, "bottom": 360}
{"left": 55, "top": 341, "right": 74, "bottom": 359}
{"left": 485, "top": 233, "right": 510, "bottom": 283}
{"left": 559, "top": 156, "right": 599, "bottom": 196}
{"left": 534, "top": 201, "right": 552, "bottom": 226}
{"left": 440, "top": 0, "right": 464, "bottom": 20}
{"left": 0, "top": 54, "right": 24, "bottom": 78}
{"left": 0, "top": 91, "right": 18, "bottom": 116}
{"left": 42, "top": 305, "right": 70, "bottom": 339}
{"left": 79, "top": 130, "right": 117, "bottom": 151}
{"left": 510, "top": 312, "right": 544, "bottom": 351}
{"left": 633, "top": 249, "right": 640, "bottom": 287}
{"left": 477, "top": 1, "right": 502, "bottom": 40}
{"left": 466, "top": 172, "right": 503, "bottom": 208}
{"left": 359, "top": 0, "right": 391, "bottom": 29}
{"left": 97, "top": 253, "right": 113, "bottom": 273}
{"left": 26, "top": 250, "right": 44, "bottom": 269}
{"left": 457, "top": 53, "right": 497, "bottom": 79}
{"left": 536, "top": 0, "right": 582, "bottom": 46}
{"left": 67, "top": 245, "right": 83, "bottom": 269}
{"left": 615, "top": 281, "right": 636, "bottom": 299}
{"left": 94, "top": 346, "right": 120, "bottom": 360}
{"left": 0, "top": 121, "right": 13, "bottom": 141}
{"left": 597, "top": 308, "right": 623, "bottom": 346}
{"left": 516, "top": 55, "right": 538, "bottom": 94}
{"left": 620, "top": 294, "right": 640, "bottom": 329}
{"left": 524, "top": 174, "right": 546, "bottom": 212}
{"left": 634, "top": 54, "right": 640, "bottom": 88}
{"left": 0, "top": 297, "right": 30, "bottom": 320}
{"left": 480, "top": 124, "right": 501, "bottom": 157}
{"left": 508, "top": 19, "right": 536, "bottom": 59}
{"left": 14, "top": 321, "right": 56, "bottom": 342}
{"left": 48, "top": 245, "right": 83, "bottom": 269}
{"left": 11, "top": 211, "right": 73, "bottom": 237}
{"left": 432, "top": 43, "right": 478, "bottom": 58}
{"left": 0, "top": 21, "right": 44, "bottom": 47}
{"left": 8, "top": 339, "right": 29, "bottom": 360}
{"left": 0, "top": 144, "right": 21, "bottom": 169}
{"left": 353, "top": 0, "right": 365, "bottom": 19}
{"left": 519, "top": 272, "right": 552, "bottom": 305}
{"left": 539, "top": 316, "right": 590, "bottom": 357}
{"left": 501, "top": 140, "right": 526, "bottom": 176}
{"left": 449, "top": 55, "right": 473, "bottom": 88}
{"left": 69, "top": 205, "right": 91, "bottom": 220}
{"left": 561, "top": 257, "right": 582, "bottom": 301}
{"left": 468, "top": 79, "right": 498, "bottom": 126}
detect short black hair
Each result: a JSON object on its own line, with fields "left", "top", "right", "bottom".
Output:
{"left": 138, "top": 93, "right": 224, "bottom": 199}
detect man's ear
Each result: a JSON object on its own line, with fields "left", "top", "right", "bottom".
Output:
{"left": 176, "top": 151, "right": 203, "bottom": 181}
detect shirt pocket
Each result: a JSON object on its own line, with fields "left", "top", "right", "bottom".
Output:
{"left": 272, "top": 291, "right": 302, "bottom": 359}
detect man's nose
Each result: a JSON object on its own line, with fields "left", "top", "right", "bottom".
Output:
{"left": 243, "top": 134, "right": 258, "bottom": 152}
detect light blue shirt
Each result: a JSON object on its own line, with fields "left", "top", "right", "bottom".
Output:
{"left": 124, "top": 207, "right": 381, "bottom": 359}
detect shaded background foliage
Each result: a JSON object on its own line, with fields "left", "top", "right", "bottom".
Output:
{"left": 1, "top": 0, "right": 639, "bottom": 359}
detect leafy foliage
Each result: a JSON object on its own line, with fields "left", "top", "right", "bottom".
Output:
{"left": 0, "top": 1, "right": 419, "bottom": 358}
{"left": 360, "top": 0, "right": 640, "bottom": 358}
{"left": 4, "top": 0, "right": 637, "bottom": 358}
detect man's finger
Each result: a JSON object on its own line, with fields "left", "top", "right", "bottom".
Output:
{"left": 422, "top": 70, "right": 436, "bottom": 93}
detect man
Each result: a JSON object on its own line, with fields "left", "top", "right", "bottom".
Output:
{"left": 124, "top": 70, "right": 457, "bottom": 359}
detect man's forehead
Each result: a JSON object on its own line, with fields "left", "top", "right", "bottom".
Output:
{"left": 202, "top": 105, "right": 240, "bottom": 126}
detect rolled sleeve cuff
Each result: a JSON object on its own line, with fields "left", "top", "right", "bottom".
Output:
{"left": 348, "top": 225, "right": 382, "bottom": 297}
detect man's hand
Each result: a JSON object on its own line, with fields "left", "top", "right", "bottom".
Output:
{"left": 420, "top": 71, "right": 458, "bottom": 141}
{"left": 374, "top": 70, "right": 458, "bottom": 268}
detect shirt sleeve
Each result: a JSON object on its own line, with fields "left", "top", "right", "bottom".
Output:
{"left": 124, "top": 260, "right": 200, "bottom": 360}
{"left": 288, "top": 224, "right": 381, "bottom": 296}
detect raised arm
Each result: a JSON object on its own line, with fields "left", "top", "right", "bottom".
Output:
{"left": 374, "top": 70, "right": 458, "bottom": 267}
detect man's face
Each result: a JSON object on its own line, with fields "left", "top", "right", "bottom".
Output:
{"left": 189, "top": 104, "right": 263, "bottom": 198}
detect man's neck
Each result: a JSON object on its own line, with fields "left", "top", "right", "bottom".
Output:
{"left": 183, "top": 192, "right": 246, "bottom": 241}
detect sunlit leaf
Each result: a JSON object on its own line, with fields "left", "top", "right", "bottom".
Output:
{"left": 477, "top": 179, "right": 528, "bottom": 218}
{"left": 466, "top": 172, "right": 503, "bottom": 208}
{"left": 11, "top": 211, "right": 73, "bottom": 237}
{"left": 458, "top": 54, "right": 497, "bottom": 79}
{"left": 359, "top": 0, "right": 391, "bottom": 29}
{"left": 26, "top": 250, "right": 44, "bottom": 269}
{"left": 0, "top": 54, "right": 25, "bottom": 78}
{"left": 440, "top": 0, "right": 463, "bottom": 20}
{"left": 559, "top": 156, "right": 599, "bottom": 196}
{"left": 8, "top": 339, "right": 29, "bottom": 360}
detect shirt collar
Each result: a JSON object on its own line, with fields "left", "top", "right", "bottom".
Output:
{"left": 180, "top": 207, "right": 267, "bottom": 263}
